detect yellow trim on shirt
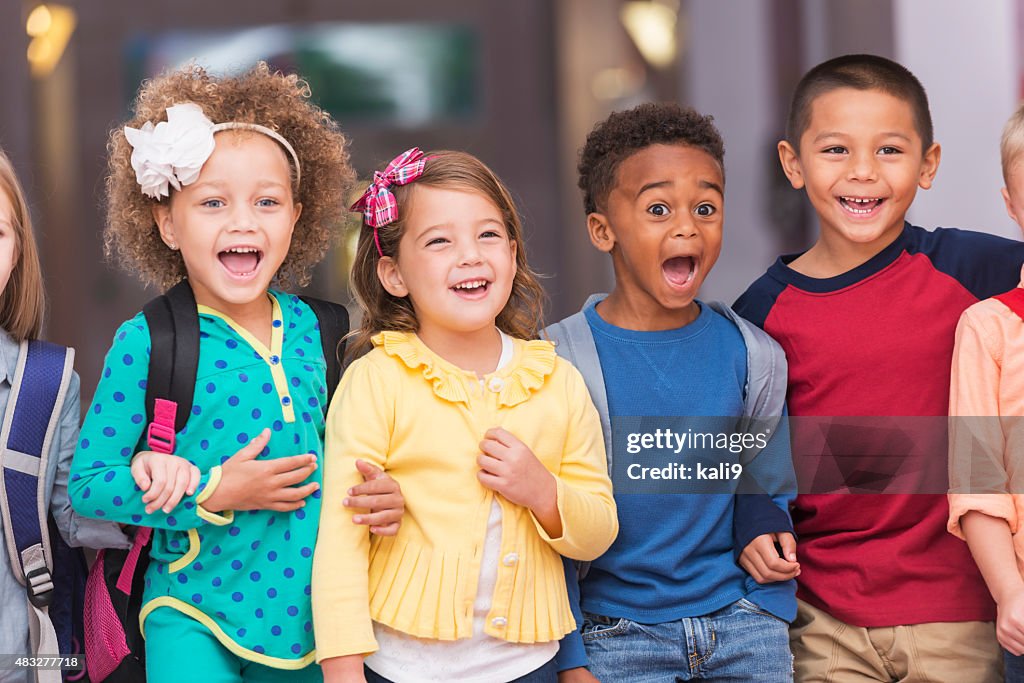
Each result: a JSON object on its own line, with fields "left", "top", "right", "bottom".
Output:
{"left": 197, "top": 295, "right": 296, "bottom": 423}
{"left": 195, "top": 465, "right": 234, "bottom": 526}
{"left": 140, "top": 598, "right": 316, "bottom": 669}
{"left": 168, "top": 528, "right": 200, "bottom": 573}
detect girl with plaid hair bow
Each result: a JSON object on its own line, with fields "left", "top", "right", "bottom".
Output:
{"left": 312, "top": 149, "right": 618, "bottom": 683}
{"left": 70, "top": 63, "right": 406, "bottom": 683}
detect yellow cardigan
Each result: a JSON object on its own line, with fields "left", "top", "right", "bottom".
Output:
{"left": 312, "top": 331, "right": 617, "bottom": 661}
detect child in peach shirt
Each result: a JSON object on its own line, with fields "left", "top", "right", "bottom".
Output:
{"left": 949, "top": 103, "right": 1024, "bottom": 681}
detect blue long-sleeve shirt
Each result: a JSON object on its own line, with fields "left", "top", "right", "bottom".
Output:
{"left": 556, "top": 300, "right": 796, "bottom": 670}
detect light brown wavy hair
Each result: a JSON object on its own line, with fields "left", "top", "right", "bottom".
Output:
{"left": 105, "top": 62, "right": 354, "bottom": 290}
{"left": 349, "top": 151, "right": 547, "bottom": 356}
{"left": 0, "top": 149, "right": 45, "bottom": 341}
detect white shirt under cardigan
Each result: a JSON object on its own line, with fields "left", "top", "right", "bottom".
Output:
{"left": 364, "top": 331, "right": 558, "bottom": 683}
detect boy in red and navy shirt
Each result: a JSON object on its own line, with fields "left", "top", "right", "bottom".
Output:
{"left": 735, "top": 54, "right": 1024, "bottom": 682}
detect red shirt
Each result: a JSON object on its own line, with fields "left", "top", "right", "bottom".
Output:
{"left": 734, "top": 224, "right": 1024, "bottom": 627}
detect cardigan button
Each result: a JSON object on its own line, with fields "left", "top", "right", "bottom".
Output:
{"left": 502, "top": 552, "right": 519, "bottom": 567}
{"left": 487, "top": 377, "right": 504, "bottom": 392}
{"left": 491, "top": 616, "right": 507, "bottom": 628}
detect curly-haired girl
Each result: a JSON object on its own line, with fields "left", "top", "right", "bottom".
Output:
{"left": 70, "top": 63, "right": 404, "bottom": 682}
{"left": 311, "top": 149, "right": 618, "bottom": 683}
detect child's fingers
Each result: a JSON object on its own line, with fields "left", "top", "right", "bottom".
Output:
{"left": 477, "top": 470, "right": 503, "bottom": 491}
{"left": 369, "top": 522, "right": 401, "bottom": 537}
{"left": 143, "top": 460, "right": 168, "bottom": 508}
{"left": 738, "top": 555, "right": 765, "bottom": 583}
{"left": 275, "top": 482, "right": 319, "bottom": 503}
{"left": 268, "top": 500, "right": 305, "bottom": 512}
{"left": 477, "top": 452, "right": 506, "bottom": 474}
{"left": 348, "top": 477, "right": 399, "bottom": 497}
{"left": 130, "top": 458, "right": 152, "bottom": 492}
{"left": 1000, "top": 629, "right": 1024, "bottom": 657}
{"left": 775, "top": 532, "right": 798, "bottom": 562}
{"left": 228, "top": 428, "right": 271, "bottom": 463}
{"left": 267, "top": 453, "right": 318, "bottom": 475}
{"left": 351, "top": 509, "right": 403, "bottom": 528}
{"left": 186, "top": 465, "right": 201, "bottom": 497}
{"left": 482, "top": 427, "right": 517, "bottom": 448}
{"left": 150, "top": 465, "right": 183, "bottom": 513}
{"left": 344, "top": 492, "right": 403, "bottom": 512}
{"left": 755, "top": 551, "right": 799, "bottom": 582}
{"left": 274, "top": 462, "right": 318, "bottom": 487}
{"left": 162, "top": 466, "right": 191, "bottom": 513}
{"left": 354, "top": 459, "right": 385, "bottom": 480}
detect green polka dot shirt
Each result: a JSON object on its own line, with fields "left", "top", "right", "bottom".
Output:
{"left": 70, "top": 291, "right": 328, "bottom": 668}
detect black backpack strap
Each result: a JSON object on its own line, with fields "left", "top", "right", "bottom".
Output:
{"left": 142, "top": 280, "right": 199, "bottom": 433}
{"left": 298, "top": 296, "right": 349, "bottom": 405}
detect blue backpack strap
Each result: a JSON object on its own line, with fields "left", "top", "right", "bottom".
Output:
{"left": 0, "top": 339, "right": 74, "bottom": 672}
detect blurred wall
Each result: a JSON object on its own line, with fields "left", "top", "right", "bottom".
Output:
{"left": 896, "top": 0, "right": 1020, "bottom": 238}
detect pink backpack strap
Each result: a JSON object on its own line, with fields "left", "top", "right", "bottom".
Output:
{"left": 117, "top": 397, "right": 177, "bottom": 594}
{"left": 146, "top": 398, "right": 177, "bottom": 455}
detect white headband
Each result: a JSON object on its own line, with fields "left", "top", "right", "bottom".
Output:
{"left": 124, "top": 102, "right": 302, "bottom": 200}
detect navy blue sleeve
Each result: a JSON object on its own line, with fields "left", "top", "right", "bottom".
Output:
{"left": 733, "top": 270, "right": 787, "bottom": 330}
{"left": 733, "top": 409, "right": 796, "bottom": 557}
{"left": 911, "top": 226, "right": 1024, "bottom": 300}
{"left": 556, "top": 556, "right": 589, "bottom": 672}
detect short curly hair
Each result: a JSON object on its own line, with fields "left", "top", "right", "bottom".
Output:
{"left": 105, "top": 62, "right": 354, "bottom": 290}
{"left": 578, "top": 102, "right": 725, "bottom": 215}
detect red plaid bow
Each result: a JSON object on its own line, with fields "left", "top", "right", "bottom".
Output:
{"left": 350, "top": 147, "right": 429, "bottom": 256}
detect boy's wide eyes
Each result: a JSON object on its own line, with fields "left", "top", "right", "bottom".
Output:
{"left": 647, "top": 203, "right": 670, "bottom": 217}
{"left": 695, "top": 203, "right": 716, "bottom": 217}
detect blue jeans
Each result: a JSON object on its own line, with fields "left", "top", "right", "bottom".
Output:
{"left": 364, "top": 657, "right": 555, "bottom": 683}
{"left": 581, "top": 598, "right": 793, "bottom": 682}
{"left": 1007, "top": 648, "right": 1024, "bottom": 683}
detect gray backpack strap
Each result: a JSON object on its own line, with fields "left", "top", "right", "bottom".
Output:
{"left": 708, "top": 302, "right": 786, "bottom": 462}
{"left": 545, "top": 302, "right": 612, "bottom": 582}
{"left": 546, "top": 312, "right": 612, "bottom": 474}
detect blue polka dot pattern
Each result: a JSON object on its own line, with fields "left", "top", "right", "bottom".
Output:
{"left": 70, "top": 292, "right": 327, "bottom": 662}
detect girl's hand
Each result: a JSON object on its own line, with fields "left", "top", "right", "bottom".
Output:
{"left": 478, "top": 427, "right": 560, "bottom": 535}
{"left": 202, "top": 429, "right": 320, "bottom": 513}
{"left": 344, "top": 459, "right": 405, "bottom": 536}
{"left": 131, "top": 451, "right": 200, "bottom": 514}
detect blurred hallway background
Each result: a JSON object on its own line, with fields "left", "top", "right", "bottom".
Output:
{"left": 1, "top": 0, "right": 1021, "bottom": 400}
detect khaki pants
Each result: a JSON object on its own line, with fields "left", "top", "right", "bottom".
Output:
{"left": 790, "top": 599, "right": 1002, "bottom": 682}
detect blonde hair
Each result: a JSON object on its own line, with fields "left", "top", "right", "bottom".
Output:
{"left": 1001, "top": 102, "right": 1024, "bottom": 185}
{"left": 0, "top": 149, "right": 44, "bottom": 341}
{"left": 348, "top": 151, "right": 547, "bottom": 356}
{"left": 105, "top": 62, "right": 355, "bottom": 290}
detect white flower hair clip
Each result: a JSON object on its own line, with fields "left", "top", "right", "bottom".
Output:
{"left": 124, "top": 102, "right": 302, "bottom": 200}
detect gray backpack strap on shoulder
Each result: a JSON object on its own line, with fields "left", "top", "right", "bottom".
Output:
{"left": 545, "top": 300, "right": 612, "bottom": 583}
{"left": 708, "top": 301, "right": 787, "bottom": 462}
{"left": 546, "top": 310, "right": 612, "bottom": 474}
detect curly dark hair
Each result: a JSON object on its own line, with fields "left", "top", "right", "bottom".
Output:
{"left": 105, "top": 62, "right": 355, "bottom": 290}
{"left": 578, "top": 102, "right": 725, "bottom": 215}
